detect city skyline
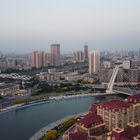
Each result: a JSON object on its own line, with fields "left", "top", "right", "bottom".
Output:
{"left": 0, "top": 0, "right": 140, "bottom": 53}
{"left": 0, "top": 44, "right": 139, "bottom": 55}
{"left": 0, "top": 1, "right": 140, "bottom": 140}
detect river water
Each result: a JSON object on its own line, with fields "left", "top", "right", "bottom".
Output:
{"left": 0, "top": 95, "right": 124, "bottom": 140}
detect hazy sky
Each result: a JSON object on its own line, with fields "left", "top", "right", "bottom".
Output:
{"left": 0, "top": 0, "right": 140, "bottom": 53}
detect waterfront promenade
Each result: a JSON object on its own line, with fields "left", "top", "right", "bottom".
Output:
{"left": 28, "top": 112, "right": 86, "bottom": 140}
{"left": 0, "top": 93, "right": 93, "bottom": 115}
{"left": 0, "top": 92, "right": 118, "bottom": 116}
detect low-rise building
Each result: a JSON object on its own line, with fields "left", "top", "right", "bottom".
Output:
{"left": 38, "top": 72, "right": 63, "bottom": 81}
{"left": 82, "top": 76, "right": 98, "bottom": 83}
{"left": 0, "top": 83, "right": 20, "bottom": 97}
{"left": 65, "top": 72, "right": 82, "bottom": 81}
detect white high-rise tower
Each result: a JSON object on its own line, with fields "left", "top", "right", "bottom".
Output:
{"left": 89, "top": 50, "right": 100, "bottom": 75}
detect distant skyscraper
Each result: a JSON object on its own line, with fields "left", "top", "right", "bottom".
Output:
{"left": 84, "top": 45, "right": 88, "bottom": 61}
{"left": 32, "top": 51, "right": 38, "bottom": 68}
{"left": 38, "top": 51, "right": 44, "bottom": 68}
{"left": 74, "top": 51, "right": 84, "bottom": 62}
{"left": 32, "top": 51, "right": 49, "bottom": 68}
{"left": 139, "top": 48, "right": 140, "bottom": 58}
{"left": 43, "top": 52, "right": 50, "bottom": 67}
{"left": 50, "top": 44, "right": 60, "bottom": 66}
{"left": 119, "top": 50, "right": 128, "bottom": 58}
{"left": 32, "top": 51, "right": 42, "bottom": 68}
{"left": 89, "top": 50, "right": 100, "bottom": 75}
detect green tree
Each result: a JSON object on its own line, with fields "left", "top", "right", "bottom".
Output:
{"left": 43, "top": 130, "right": 58, "bottom": 140}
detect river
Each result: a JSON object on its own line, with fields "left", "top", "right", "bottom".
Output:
{"left": 0, "top": 95, "right": 124, "bottom": 140}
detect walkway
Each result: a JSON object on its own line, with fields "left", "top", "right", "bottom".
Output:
{"left": 91, "top": 92, "right": 117, "bottom": 97}
{"left": 28, "top": 112, "right": 86, "bottom": 140}
{"left": 0, "top": 94, "right": 92, "bottom": 115}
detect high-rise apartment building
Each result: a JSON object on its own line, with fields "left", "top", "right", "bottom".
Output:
{"left": 31, "top": 51, "right": 49, "bottom": 68}
{"left": 32, "top": 51, "right": 38, "bottom": 68}
{"left": 50, "top": 44, "right": 60, "bottom": 66}
{"left": 84, "top": 45, "right": 88, "bottom": 61}
{"left": 89, "top": 50, "right": 100, "bottom": 75}
{"left": 38, "top": 51, "right": 44, "bottom": 68}
{"left": 43, "top": 52, "right": 50, "bottom": 67}
{"left": 73, "top": 51, "right": 84, "bottom": 62}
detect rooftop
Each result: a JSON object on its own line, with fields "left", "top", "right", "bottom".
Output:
{"left": 78, "top": 113, "right": 103, "bottom": 128}
{"left": 69, "top": 130, "right": 88, "bottom": 140}
{"left": 89, "top": 103, "right": 99, "bottom": 113}
{"left": 98, "top": 100, "right": 131, "bottom": 111}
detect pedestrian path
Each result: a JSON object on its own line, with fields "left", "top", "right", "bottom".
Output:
{"left": 28, "top": 112, "right": 86, "bottom": 140}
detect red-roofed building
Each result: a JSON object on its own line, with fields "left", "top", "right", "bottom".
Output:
{"left": 77, "top": 113, "right": 103, "bottom": 128}
{"left": 63, "top": 95, "right": 140, "bottom": 140}
{"left": 126, "top": 94, "right": 140, "bottom": 124}
{"left": 63, "top": 126, "right": 88, "bottom": 140}
{"left": 63, "top": 113, "right": 108, "bottom": 140}
{"left": 89, "top": 96, "right": 140, "bottom": 131}
{"left": 69, "top": 130, "right": 88, "bottom": 140}
{"left": 127, "top": 94, "right": 140, "bottom": 104}
{"left": 109, "top": 122, "right": 140, "bottom": 140}
{"left": 89, "top": 103, "right": 99, "bottom": 114}
{"left": 96, "top": 100, "right": 133, "bottom": 131}
{"left": 98, "top": 100, "right": 131, "bottom": 112}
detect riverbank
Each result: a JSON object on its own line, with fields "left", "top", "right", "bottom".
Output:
{"left": 0, "top": 92, "right": 122, "bottom": 116}
{"left": 0, "top": 99, "right": 50, "bottom": 115}
{"left": 28, "top": 112, "right": 86, "bottom": 140}
{"left": 0, "top": 93, "right": 93, "bottom": 115}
